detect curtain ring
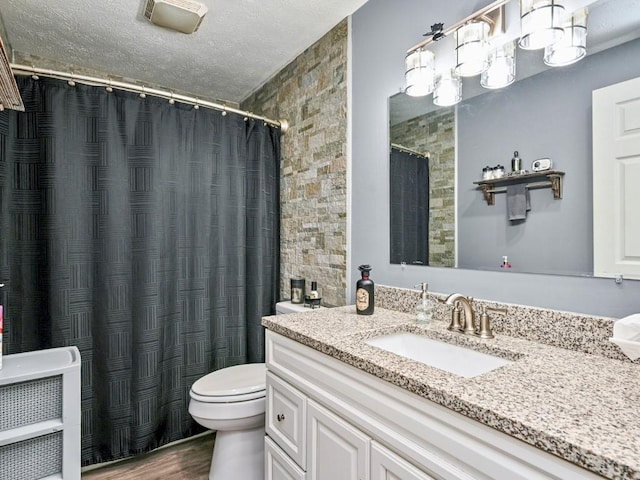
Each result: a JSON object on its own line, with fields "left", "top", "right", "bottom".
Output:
{"left": 221, "top": 106, "right": 227, "bottom": 116}
{"left": 168, "top": 92, "right": 175, "bottom": 105}
{"left": 193, "top": 99, "right": 200, "bottom": 110}
{"left": 31, "top": 64, "right": 39, "bottom": 80}
{"left": 106, "top": 79, "right": 113, "bottom": 93}
{"left": 140, "top": 86, "right": 146, "bottom": 99}
{"left": 68, "top": 72, "right": 76, "bottom": 87}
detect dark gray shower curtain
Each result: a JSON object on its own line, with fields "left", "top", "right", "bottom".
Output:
{"left": 390, "top": 147, "right": 429, "bottom": 265}
{"left": 0, "top": 77, "right": 280, "bottom": 465}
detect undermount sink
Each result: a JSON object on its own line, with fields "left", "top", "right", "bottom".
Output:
{"left": 365, "top": 332, "right": 512, "bottom": 378}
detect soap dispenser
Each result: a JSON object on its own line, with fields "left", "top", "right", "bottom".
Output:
{"left": 415, "top": 283, "right": 434, "bottom": 323}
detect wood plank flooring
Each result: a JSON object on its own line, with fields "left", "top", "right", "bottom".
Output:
{"left": 82, "top": 433, "right": 215, "bottom": 480}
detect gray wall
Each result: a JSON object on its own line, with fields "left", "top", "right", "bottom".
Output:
{"left": 350, "top": 0, "right": 640, "bottom": 318}
{"left": 458, "top": 38, "right": 640, "bottom": 275}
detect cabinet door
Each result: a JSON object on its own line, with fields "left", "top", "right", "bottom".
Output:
{"left": 371, "top": 442, "right": 435, "bottom": 480}
{"left": 267, "top": 371, "right": 307, "bottom": 468}
{"left": 307, "top": 399, "right": 370, "bottom": 480}
{"left": 266, "top": 436, "right": 307, "bottom": 480}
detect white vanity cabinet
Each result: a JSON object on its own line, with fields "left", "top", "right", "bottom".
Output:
{"left": 264, "top": 330, "right": 603, "bottom": 480}
{"left": 266, "top": 369, "right": 423, "bottom": 480}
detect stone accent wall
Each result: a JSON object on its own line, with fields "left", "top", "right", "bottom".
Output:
{"left": 242, "top": 20, "right": 348, "bottom": 307}
{"left": 390, "top": 108, "right": 455, "bottom": 267}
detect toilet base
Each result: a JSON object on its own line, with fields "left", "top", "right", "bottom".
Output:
{"left": 209, "top": 425, "right": 265, "bottom": 480}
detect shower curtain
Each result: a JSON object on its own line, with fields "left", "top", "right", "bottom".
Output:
{"left": 0, "top": 77, "right": 280, "bottom": 465}
{"left": 389, "top": 146, "right": 429, "bottom": 265}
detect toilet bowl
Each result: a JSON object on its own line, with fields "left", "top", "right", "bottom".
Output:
{"left": 189, "top": 363, "right": 266, "bottom": 480}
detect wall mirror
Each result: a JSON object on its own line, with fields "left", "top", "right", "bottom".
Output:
{"left": 389, "top": 0, "right": 640, "bottom": 277}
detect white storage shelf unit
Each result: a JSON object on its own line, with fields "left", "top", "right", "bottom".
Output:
{"left": 0, "top": 346, "right": 81, "bottom": 480}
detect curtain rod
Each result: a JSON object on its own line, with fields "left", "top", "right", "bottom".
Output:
{"left": 391, "top": 143, "right": 429, "bottom": 158}
{"left": 10, "top": 63, "right": 289, "bottom": 133}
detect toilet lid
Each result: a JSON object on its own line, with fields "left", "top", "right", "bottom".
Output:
{"left": 191, "top": 363, "right": 266, "bottom": 400}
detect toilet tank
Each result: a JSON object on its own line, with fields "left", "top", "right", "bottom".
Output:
{"left": 275, "top": 301, "right": 325, "bottom": 315}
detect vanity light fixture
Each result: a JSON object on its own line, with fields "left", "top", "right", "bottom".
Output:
{"left": 543, "top": 8, "right": 588, "bottom": 66}
{"left": 519, "top": 0, "right": 565, "bottom": 50}
{"left": 481, "top": 40, "right": 516, "bottom": 89}
{"left": 405, "top": 47, "right": 436, "bottom": 97}
{"left": 404, "top": 0, "right": 590, "bottom": 104}
{"left": 433, "top": 69, "right": 462, "bottom": 107}
{"left": 454, "top": 21, "right": 491, "bottom": 77}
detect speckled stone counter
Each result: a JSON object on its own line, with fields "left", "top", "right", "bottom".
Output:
{"left": 262, "top": 305, "right": 640, "bottom": 479}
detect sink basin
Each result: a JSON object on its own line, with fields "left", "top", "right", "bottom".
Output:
{"left": 364, "top": 332, "right": 512, "bottom": 378}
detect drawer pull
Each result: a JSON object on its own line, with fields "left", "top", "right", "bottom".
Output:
{"left": 276, "top": 413, "right": 286, "bottom": 422}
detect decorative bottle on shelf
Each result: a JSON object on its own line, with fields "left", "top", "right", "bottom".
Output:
{"left": 356, "top": 265, "right": 374, "bottom": 315}
{"left": 511, "top": 151, "right": 522, "bottom": 172}
{"left": 415, "top": 283, "right": 434, "bottom": 323}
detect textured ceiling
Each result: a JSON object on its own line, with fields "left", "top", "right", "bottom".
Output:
{"left": 0, "top": 0, "right": 369, "bottom": 103}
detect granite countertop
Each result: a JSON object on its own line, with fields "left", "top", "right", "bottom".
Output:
{"left": 262, "top": 306, "right": 640, "bottom": 480}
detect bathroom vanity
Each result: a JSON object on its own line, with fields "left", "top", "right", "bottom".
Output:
{"left": 261, "top": 291, "right": 640, "bottom": 480}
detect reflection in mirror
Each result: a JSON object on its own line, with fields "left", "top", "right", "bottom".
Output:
{"left": 389, "top": 108, "right": 455, "bottom": 267}
{"left": 389, "top": 145, "right": 430, "bottom": 265}
{"left": 389, "top": 0, "right": 640, "bottom": 277}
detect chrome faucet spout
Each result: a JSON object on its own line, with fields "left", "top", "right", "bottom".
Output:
{"left": 444, "top": 293, "right": 476, "bottom": 334}
{"left": 444, "top": 293, "right": 464, "bottom": 305}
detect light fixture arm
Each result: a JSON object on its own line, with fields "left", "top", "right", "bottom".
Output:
{"left": 409, "top": 0, "right": 508, "bottom": 53}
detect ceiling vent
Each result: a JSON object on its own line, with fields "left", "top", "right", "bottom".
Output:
{"left": 143, "top": 0, "right": 208, "bottom": 34}
{"left": 0, "top": 36, "right": 24, "bottom": 112}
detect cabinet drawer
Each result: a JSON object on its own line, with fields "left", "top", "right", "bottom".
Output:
{"left": 266, "top": 371, "right": 307, "bottom": 469}
{"left": 265, "top": 436, "right": 306, "bottom": 480}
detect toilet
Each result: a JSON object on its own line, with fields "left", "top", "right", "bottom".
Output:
{"left": 189, "top": 363, "right": 267, "bottom": 480}
{"left": 189, "top": 302, "right": 323, "bottom": 479}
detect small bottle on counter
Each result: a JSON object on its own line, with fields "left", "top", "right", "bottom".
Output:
{"left": 415, "top": 283, "right": 434, "bottom": 324}
{"left": 309, "top": 281, "right": 319, "bottom": 299}
{"left": 290, "top": 277, "right": 305, "bottom": 304}
{"left": 356, "top": 265, "right": 374, "bottom": 315}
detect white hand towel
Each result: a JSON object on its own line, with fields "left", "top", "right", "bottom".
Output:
{"left": 610, "top": 313, "right": 640, "bottom": 360}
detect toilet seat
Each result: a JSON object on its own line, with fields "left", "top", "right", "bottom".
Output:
{"left": 190, "top": 363, "right": 266, "bottom": 403}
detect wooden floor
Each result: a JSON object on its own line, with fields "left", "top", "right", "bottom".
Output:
{"left": 82, "top": 433, "right": 215, "bottom": 480}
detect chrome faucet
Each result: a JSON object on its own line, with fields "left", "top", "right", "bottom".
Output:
{"left": 444, "top": 293, "right": 476, "bottom": 335}
{"left": 442, "top": 293, "right": 507, "bottom": 339}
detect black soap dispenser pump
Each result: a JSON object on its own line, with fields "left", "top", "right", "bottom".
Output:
{"left": 356, "top": 265, "right": 374, "bottom": 315}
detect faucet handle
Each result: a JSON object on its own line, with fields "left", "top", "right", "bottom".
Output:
{"left": 448, "top": 301, "right": 464, "bottom": 332}
{"left": 476, "top": 306, "right": 506, "bottom": 339}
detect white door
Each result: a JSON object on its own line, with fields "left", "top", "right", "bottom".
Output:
{"left": 370, "top": 442, "right": 435, "bottom": 480}
{"left": 307, "top": 399, "right": 369, "bottom": 480}
{"left": 593, "top": 76, "right": 640, "bottom": 280}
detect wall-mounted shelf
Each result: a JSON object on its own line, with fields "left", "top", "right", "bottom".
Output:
{"left": 473, "top": 170, "right": 565, "bottom": 206}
